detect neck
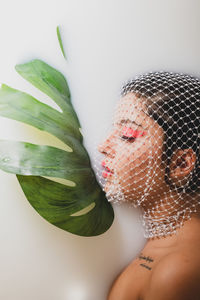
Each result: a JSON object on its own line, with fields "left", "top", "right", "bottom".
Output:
{"left": 145, "top": 214, "right": 200, "bottom": 249}
{"left": 140, "top": 189, "right": 200, "bottom": 239}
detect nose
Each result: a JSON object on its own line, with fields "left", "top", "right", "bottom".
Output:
{"left": 98, "top": 135, "right": 115, "bottom": 157}
{"left": 98, "top": 142, "right": 106, "bottom": 154}
{"left": 98, "top": 139, "right": 107, "bottom": 154}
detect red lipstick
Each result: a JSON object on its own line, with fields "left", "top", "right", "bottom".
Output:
{"left": 102, "top": 171, "right": 113, "bottom": 178}
{"left": 101, "top": 161, "right": 114, "bottom": 178}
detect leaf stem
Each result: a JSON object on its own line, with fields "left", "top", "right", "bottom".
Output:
{"left": 56, "top": 25, "right": 66, "bottom": 59}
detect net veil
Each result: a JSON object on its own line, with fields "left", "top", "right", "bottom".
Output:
{"left": 93, "top": 71, "right": 200, "bottom": 239}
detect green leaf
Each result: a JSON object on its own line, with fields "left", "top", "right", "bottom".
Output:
{"left": 3, "top": 139, "right": 114, "bottom": 236}
{"left": 17, "top": 175, "right": 114, "bottom": 236}
{"left": 0, "top": 84, "right": 87, "bottom": 159}
{"left": 0, "top": 59, "right": 114, "bottom": 237}
{"left": 0, "top": 140, "right": 91, "bottom": 178}
{"left": 56, "top": 25, "right": 66, "bottom": 59}
{"left": 15, "top": 59, "right": 77, "bottom": 118}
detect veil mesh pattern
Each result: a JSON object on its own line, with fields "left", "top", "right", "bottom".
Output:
{"left": 93, "top": 71, "right": 200, "bottom": 238}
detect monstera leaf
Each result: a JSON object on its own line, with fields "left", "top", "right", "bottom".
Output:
{"left": 0, "top": 59, "right": 114, "bottom": 236}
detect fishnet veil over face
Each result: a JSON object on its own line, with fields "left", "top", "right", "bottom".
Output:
{"left": 98, "top": 94, "right": 167, "bottom": 206}
{"left": 93, "top": 71, "right": 200, "bottom": 239}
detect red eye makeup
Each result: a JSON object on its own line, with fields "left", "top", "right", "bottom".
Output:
{"left": 121, "top": 126, "right": 147, "bottom": 138}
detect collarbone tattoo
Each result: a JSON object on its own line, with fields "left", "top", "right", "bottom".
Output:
{"left": 138, "top": 252, "right": 154, "bottom": 271}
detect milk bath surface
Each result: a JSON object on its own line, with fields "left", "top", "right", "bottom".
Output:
{"left": 0, "top": 1, "right": 200, "bottom": 300}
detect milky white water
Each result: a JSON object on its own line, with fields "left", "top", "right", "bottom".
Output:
{"left": 0, "top": 0, "right": 199, "bottom": 299}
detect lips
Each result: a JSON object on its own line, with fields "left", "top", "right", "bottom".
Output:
{"left": 101, "top": 161, "right": 114, "bottom": 178}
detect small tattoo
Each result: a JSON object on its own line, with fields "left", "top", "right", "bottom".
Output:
{"left": 138, "top": 252, "right": 154, "bottom": 271}
{"left": 140, "top": 263, "right": 152, "bottom": 270}
{"left": 139, "top": 253, "right": 154, "bottom": 263}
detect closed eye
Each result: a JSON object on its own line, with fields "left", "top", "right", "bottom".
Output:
{"left": 120, "top": 135, "right": 136, "bottom": 142}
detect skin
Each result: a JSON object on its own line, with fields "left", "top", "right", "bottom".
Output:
{"left": 98, "top": 92, "right": 200, "bottom": 300}
{"left": 99, "top": 93, "right": 168, "bottom": 205}
{"left": 106, "top": 218, "right": 200, "bottom": 300}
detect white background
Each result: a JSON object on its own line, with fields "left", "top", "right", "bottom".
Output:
{"left": 0, "top": 0, "right": 199, "bottom": 299}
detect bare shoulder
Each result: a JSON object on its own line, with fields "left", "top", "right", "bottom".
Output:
{"left": 145, "top": 246, "right": 200, "bottom": 300}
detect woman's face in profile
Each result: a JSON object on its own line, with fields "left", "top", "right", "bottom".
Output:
{"left": 98, "top": 93, "right": 168, "bottom": 205}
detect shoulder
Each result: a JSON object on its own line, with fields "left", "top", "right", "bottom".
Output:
{"left": 146, "top": 249, "right": 200, "bottom": 300}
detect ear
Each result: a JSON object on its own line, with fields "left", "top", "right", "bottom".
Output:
{"left": 169, "top": 149, "right": 196, "bottom": 181}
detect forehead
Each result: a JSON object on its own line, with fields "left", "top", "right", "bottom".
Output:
{"left": 113, "top": 92, "right": 153, "bottom": 128}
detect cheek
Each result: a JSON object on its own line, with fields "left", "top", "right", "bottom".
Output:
{"left": 129, "top": 148, "right": 151, "bottom": 174}
{"left": 114, "top": 139, "right": 152, "bottom": 177}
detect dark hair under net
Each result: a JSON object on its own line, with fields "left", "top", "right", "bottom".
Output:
{"left": 121, "top": 71, "right": 200, "bottom": 194}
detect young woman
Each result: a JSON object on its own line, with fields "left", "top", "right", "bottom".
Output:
{"left": 97, "top": 71, "right": 200, "bottom": 300}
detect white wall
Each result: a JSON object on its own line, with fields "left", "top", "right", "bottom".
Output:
{"left": 0, "top": 0, "right": 199, "bottom": 299}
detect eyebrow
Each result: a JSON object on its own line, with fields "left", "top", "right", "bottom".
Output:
{"left": 114, "top": 119, "right": 146, "bottom": 129}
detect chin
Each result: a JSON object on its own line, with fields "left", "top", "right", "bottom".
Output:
{"left": 103, "top": 180, "right": 112, "bottom": 192}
